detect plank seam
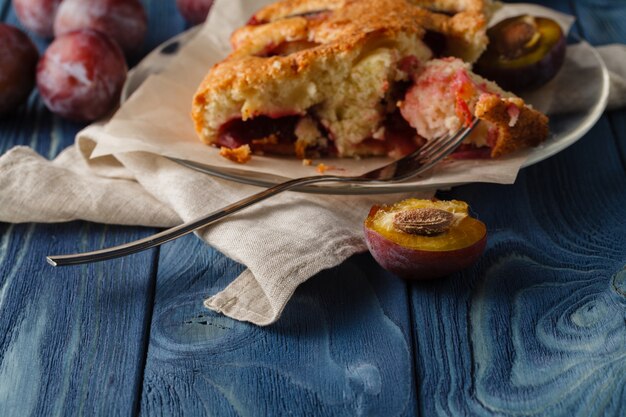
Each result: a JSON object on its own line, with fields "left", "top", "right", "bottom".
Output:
{"left": 607, "top": 114, "right": 626, "bottom": 174}
{"left": 131, "top": 245, "right": 161, "bottom": 417}
{"left": 568, "top": 0, "right": 585, "bottom": 41}
{"left": 568, "top": 0, "right": 626, "bottom": 175}
{"left": 406, "top": 284, "right": 423, "bottom": 417}
{"left": 0, "top": 1, "right": 10, "bottom": 22}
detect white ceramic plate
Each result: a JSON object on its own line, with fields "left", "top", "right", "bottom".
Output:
{"left": 122, "top": 30, "right": 609, "bottom": 194}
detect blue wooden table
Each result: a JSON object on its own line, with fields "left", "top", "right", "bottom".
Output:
{"left": 1, "top": 1, "right": 625, "bottom": 416}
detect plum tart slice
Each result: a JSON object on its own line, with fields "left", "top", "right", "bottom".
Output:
{"left": 192, "top": 0, "right": 548, "bottom": 162}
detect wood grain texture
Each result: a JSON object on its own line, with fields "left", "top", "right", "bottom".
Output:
{"left": 140, "top": 235, "right": 419, "bottom": 417}
{"left": 411, "top": 1, "right": 626, "bottom": 416}
{"left": 608, "top": 112, "right": 626, "bottom": 172}
{"left": 0, "top": 222, "right": 159, "bottom": 417}
{"left": 0, "top": 1, "right": 185, "bottom": 416}
{"left": 571, "top": 0, "right": 626, "bottom": 46}
{"left": 137, "top": 0, "right": 187, "bottom": 67}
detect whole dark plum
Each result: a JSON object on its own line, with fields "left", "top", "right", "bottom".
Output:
{"left": 13, "top": 0, "right": 63, "bottom": 38}
{"left": 54, "top": 0, "right": 147, "bottom": 55}
{"left": 176, "top": 0, "right": 214, "bottom": 25}
{"left": 37, "top": 30, "right": 128, "bottom": 122}
{"left": 475, "top": 15, "right": 566, "bottom": 92}
{"left": 0, "top": 24, "right": 39, "bottom": 116}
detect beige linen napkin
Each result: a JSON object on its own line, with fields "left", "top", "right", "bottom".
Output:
{"left": 598, "top": 45, "right": 626, "bottom": 111}
{"left": 0, "top": 138, "right": 426, "bottom": 325}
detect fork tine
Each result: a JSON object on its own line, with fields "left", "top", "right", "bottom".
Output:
{"left": 416, "top": 119, "right": 478, "bottom": 173}
{"left": 416, "top": 131, "right": 453, "bottom": 154}
{"left": 431, "top": 122, "right": 476, "bottom": 158}
{"left": 432, "top": 124, "right": 475, "bottom": 159}
{"left": 381, "top": 118, "right": 479, "bottom": 182}
{"left": 420, "top": 131, "right": 459, "bottom": 159}
{"left": 416, "top": 118, "right": 477, "bottom": 156}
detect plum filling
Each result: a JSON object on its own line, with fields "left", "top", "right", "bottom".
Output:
{"left": 217, "top": 115, "right": 335, "bottom": 156}
{"left": 400, "top": 58, "right": 504, "bottom": 156}
{"left": 215, "top": 109, "right": 423, "bottom": 159}
{"left": 450, "top": 144, "right": 492, "bottom": 159}
{"left": 217, "top": 115, "right": 299, "bottom": 150}
{"left": 381, "top": 111, "right": 424, "bottom": 157}
{"left": 450, "top": 123, "right": 499, "bottom": 159}
{"left": 215, "top": 69, "right": 423, "bottom": 160}
{"left": 398, "top": 63, "right": 520, "bottom": 160}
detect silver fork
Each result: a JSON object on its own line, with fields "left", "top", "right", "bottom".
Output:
{"left": 47, "top": 118, "right": 478, "bottom": 266}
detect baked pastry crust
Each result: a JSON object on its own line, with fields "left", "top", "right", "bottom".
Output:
{"left": 192, "top": 0, "right": 549, "bottom": 161}
{"left": 474, "top": 95, "right": 549, "bottom": 157}
{"left": 193, "top": 0, "right": 494, "bottom": 149}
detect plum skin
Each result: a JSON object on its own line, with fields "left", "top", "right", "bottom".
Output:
{"left": 54, "top": 0, "right": 148, "bottom": 55}
{"left": 364, "top": 226, "right": 487, "bottom": 280}
{"left": 13, "top": 0, "right": 63, "bottom": 38}
{"left": 0, "top": 24, "right": 39, "bottom": 116}
{"left": 36, "top": 29, "right": 128, "bottom": 122}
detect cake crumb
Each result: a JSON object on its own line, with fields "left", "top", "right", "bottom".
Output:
{"left": 220, "top": 145, "right": 252, "bottom": 164}
{"left": 316, "top": 163, "right": 329, "bottom": 173}
{"left": 251, "top": 135, "right": 278, "bottom": 146}
{"left": 302, "top": 158, "right": 313, "bottom": 166}
{"left": 315, "top": 163, "right": 345, "bottom": 173}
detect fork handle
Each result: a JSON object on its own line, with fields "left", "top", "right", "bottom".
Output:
{"left": 46, "top": 174, "right": 351, "bottom": 266}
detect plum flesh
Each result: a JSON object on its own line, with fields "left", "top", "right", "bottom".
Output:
{"left": 475, "top": 15, "right": 566, "bottom": 92}
{"left": 364, "top": 199, "right": 486, "bottom": 280}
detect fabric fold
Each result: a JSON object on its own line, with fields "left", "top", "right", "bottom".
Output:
{"left": 0, "top": 135, "right": 427, "bottom": 325}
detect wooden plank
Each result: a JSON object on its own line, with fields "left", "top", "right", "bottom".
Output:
{"left": 0, "top": 1, "right": 186, "bottom": 416}
{"left": 143, "top": 0, "right": 187, "bottom": 47}
{"left": 570, "top": 0, "right": 626, "bottom": 46}
{"left": 0, "top": 222, "right": 159, "bottom": 417}
{"left": 574, "top": 0, "right": 626, "bottom": 170}
{"left": 140, "top": 234, "right": 419, "bottom": 417}
{"left": 0, "top": 0, "right": 9, "bottom": 22}
{"left": 413, "top": 124, "right": 626, "bottom": 417}
{"left": 608, "top": 112, "right": 626, "bottom": 172}
{"left": 135, "top": 0, "right": 187, "bottom": 67}
{"left": 410, "top": 1, "right": 626, "bottom": 415}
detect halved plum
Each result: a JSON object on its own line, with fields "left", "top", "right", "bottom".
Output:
{"left": 475, "top": 15, "right": 566, "bottom": 92}
{"left": 364, "top": 199, "right": 486, "bottom": 280}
